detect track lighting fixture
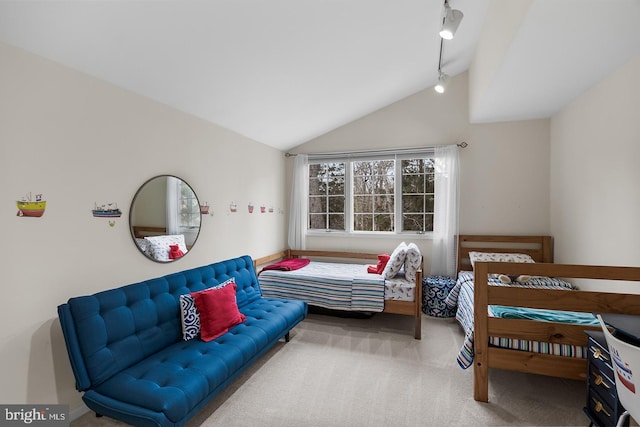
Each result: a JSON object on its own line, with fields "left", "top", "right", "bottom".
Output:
{"left": 434, "top": 71, "right": 448, "bottom": 94}
{"left": 439, "top": 0, "right": 463, "bottom": 40}
{"left": 434, "top": 0, "right": 463, "bottom": 94}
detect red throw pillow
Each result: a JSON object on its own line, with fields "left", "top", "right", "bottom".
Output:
{"left": 168, "top": 244, "right": 184, "bottom": 259}
{"left": 376, "top": 254, "right": 391, "bottom": 274}
{"left": 192, "top": 283, "right": 246, "bottom": 342}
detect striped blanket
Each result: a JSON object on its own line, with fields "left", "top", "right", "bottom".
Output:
{"left": 259, "top": 261, "right": 386, "bottom": 312}
{"left": 444, "top": 271, "right": 593, "bottom": 369}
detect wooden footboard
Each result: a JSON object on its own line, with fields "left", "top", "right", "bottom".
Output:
{"left": 473, "top": 261, "right": 640, "bottom": 402}
{"left": 254, "top": 249, "right": 423, "bottom": 339}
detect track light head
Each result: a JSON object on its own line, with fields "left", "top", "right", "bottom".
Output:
{"left": 439, "top": 2, "right": 463, "bottom": 40}
{"left": 434, "top": 71, "right": 449, "bottom": 94}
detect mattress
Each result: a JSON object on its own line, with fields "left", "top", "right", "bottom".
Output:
{"left": 445, "top": 271, "right": 593, "bottom": 369}
{"left": 259, "top": 261, "right": 415, "bottom": 312}
{"left": 383, "top": 276, "right": 415, "bottom": 302}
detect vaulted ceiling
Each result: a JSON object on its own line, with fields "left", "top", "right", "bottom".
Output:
{"left": 1, "top": 0, "right": 639, "bottom": 151}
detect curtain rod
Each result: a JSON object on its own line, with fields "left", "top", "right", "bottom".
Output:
{"left": 284, "top": 141, "right": 467, "bottom": 157}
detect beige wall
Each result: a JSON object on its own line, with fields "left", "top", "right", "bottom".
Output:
{"left": 0, "top": 42, "right": 287, "bottom": 413}
{"left": 289, "top": 72, "right": 552, "bottom": 272}
{"left": 550, "top": 53, "right": 640, "bottom": 292}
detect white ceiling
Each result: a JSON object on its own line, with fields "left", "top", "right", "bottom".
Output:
{"left": 1, "top": 1, "right": 639, "bottom": 151}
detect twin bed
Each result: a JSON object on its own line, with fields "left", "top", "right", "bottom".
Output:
{"left": 253, "top": 236, "right": 640, "bottom": 404}
{"left": 449, "top": 235, "right": 640, "bottom": 402}
{"left": 254, "top": 249, "right": 423, "bottom": 339}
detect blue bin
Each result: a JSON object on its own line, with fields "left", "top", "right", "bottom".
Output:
{"left": 422, "top": 275, "right": 457, "bottom": 317}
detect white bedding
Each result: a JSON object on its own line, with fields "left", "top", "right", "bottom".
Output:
{"left": 259, "top": 261, "right": 415, "bottom": 312}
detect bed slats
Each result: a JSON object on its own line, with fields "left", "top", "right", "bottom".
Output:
{"left": 487, "top": 348, "right": 588, "bottom": 381}
{"left": 473, "top": 260, "right": 640, "bottom": 402}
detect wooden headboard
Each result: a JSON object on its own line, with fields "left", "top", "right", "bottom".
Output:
{"left": 456, "top": 235, "right": 553, "bottom": 272}
{"left": 132, "top": 226, "right": 167, "bottom": 239}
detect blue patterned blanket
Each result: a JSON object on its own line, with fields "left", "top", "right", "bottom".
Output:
{"left": 444, "top": 271, "right": 591, "bottom": 369}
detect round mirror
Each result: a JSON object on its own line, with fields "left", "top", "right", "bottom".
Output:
{"left": 130, "top": 175, "right": 201, "bottom": 262}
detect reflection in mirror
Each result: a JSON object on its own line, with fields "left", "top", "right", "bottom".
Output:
{"left": 130, "top": 175, "right": 201, "bottom": 262}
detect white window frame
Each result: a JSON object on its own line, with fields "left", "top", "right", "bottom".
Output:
{"left": 306, "top": 150, "right": 435, "bottom": 237}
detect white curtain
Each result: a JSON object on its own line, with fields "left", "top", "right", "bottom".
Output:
{"left": 166, "top": 176, "right": 179, "bottom": 235}
{"left": 431, "top": 145, "right": 460, "bottom": 277}
{"left": 288, "top": 154, "right": 308, "bottom": 250}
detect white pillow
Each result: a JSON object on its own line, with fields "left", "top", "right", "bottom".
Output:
{"left": 143, "top": 235, "right": 188, "bottom": 262}
{"left": 382, "top": 242, "right": 408, "bottom": 279}
{"left": 468, "top": 251, "right": 535, "bottom": 269}
{"left": 179, "top": 278, "right": 235, "bottom": 340}
{"left": 403, "top": 243, "right": 422, "bottom": 283}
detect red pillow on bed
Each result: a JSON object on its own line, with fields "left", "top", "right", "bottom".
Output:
{"left": 376, "top": 254, "right": 391, "bottom": 274}
{"left": 368, "top": 254, "right": 391, "bottom": 274}
{"left": 192, "top": 283, "right": 246, "bottom": 342}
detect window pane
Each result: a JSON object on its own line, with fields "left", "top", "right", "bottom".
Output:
{"left": 326, "top": 162, "right": 345, "bottom": 175}
{"left": 309, "top": 178, "right": 324, "bottom": 195}
{"left": 425, "top": 173, "right": 435, "bottom": 193}
{"left": 402, "top": 174, "right": 424, "bottom": 193}
{"left": 328, "top": 196, "right": 344, "bottom": 213}
{"left": 426, "top": 195, "right": 435, "bottom": 212}
{"left": 403, "top": 214, "right": 424, "bottom": 231}
{"left": 374, "top": 214, "right": 394, "bottom": 231}
{"left": 353, "top": 159, "right": 395, "bottom": 229}
{"left": 403, "top": 195, "right": 424, "bottom": 212}
{"left": 308, "top": 163, "right": 323, "bottom": 177}
{"left": 354, "top": 214, "right": 372, "bottom": 231}
{"left": 353, "top": 195, "right": 372, "bottom": 212}
{"left": 424, "top": 159, "right": 435, "bottom": 172}
{"left": 328, "top": 177, "right": 344, "bottom": 195}
{"left": 374, "top": 195, "right": 394, "bottom": 213}
{"left": 328, "top": 214, "right": 345, "bottom": 230}
{"left": 178, "top": 182, "right": 200, "bottom": 228}
{"left": 309, "top": 196, "right": 326, "bottom": 214}
{"left": 401, "top": 156, "right": 435, "bottom": 232}
{"left": 424, "top": 213, "right": 434, "bottom": 232}
{"left": 353, "top": 176, "right": 371, "bottom": 195}
{"left": 308, "top": 162, "right": 345, "bottom": 231}
{"left": 402, "top": 159, "right": 424, "bottom": 174}
{"left": 309, "top": 214, "right": 326, "bottom": 229}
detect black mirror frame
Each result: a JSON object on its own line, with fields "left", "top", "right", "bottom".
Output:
{"left": 129, "top": 175, "right": 201, "bottom": 263}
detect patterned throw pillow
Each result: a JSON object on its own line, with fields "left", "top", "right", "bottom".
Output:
{"left": 403, "top": 243, "right": 422, "bottom": 283}
{"left": 382, "top": 242, "right": 408, "bottom": 279}
{"left": 468, "top": 252, "right": 535, "bottom": 269}
{"left": 468, "top": 252, "right": 536, "bottom": 280}
{"left": 179, "top": 278, "right": 235, "bottom": 340}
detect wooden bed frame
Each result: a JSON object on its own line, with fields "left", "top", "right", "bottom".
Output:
{"left": 457, "top": 235, "right": 640, "bottom": 402}
{"left": 254, "top": 249, "right": 423, "bottom": 340}
{"left": 132, "top": 225, "right": 167, "bottom": 239}
{"left": 132, "top": 226, "right": 195, "bottom": 250}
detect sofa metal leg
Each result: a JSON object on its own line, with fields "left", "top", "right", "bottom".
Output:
{"left": 95, "top": 413, "right": 103, "bottom": 418}
{"left": 285, "top": 332, "right": 290, "bottom": 342}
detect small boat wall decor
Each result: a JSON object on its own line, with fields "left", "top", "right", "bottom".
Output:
{"left": 199, "top": 202, "right": 210, "bottom": 215}
{"left": 92, "top": 202, "right": 122, "bottom": 218}
{"left": 16, "top": 193, "right": 46, "bottom": 217}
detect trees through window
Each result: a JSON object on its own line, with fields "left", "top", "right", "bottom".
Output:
{"left": 308, "top": 156, "right": 435, "bottom": 234}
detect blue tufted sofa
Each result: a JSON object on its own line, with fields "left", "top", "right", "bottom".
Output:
{"left": 58, "top": 255, "right": 307, "bottom": 427}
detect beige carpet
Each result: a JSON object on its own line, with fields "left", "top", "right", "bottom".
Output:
{"left": 72, "top": 313, "right": 590, "bottom": 427}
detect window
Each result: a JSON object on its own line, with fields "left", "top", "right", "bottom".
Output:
{"left": 308, "top": 154, "right": 435, "bottom": 234}
{"left": 308, "top": 162, "right": 345, "bottom": 230}
{"left": 401, "top": 159, "right": 435, "bottom": 233}
{"left": 178, "top": 180, "right": 200, "bottom": 229}
{"left": 353, "top": 160, "right": 394, "bottom": 232}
